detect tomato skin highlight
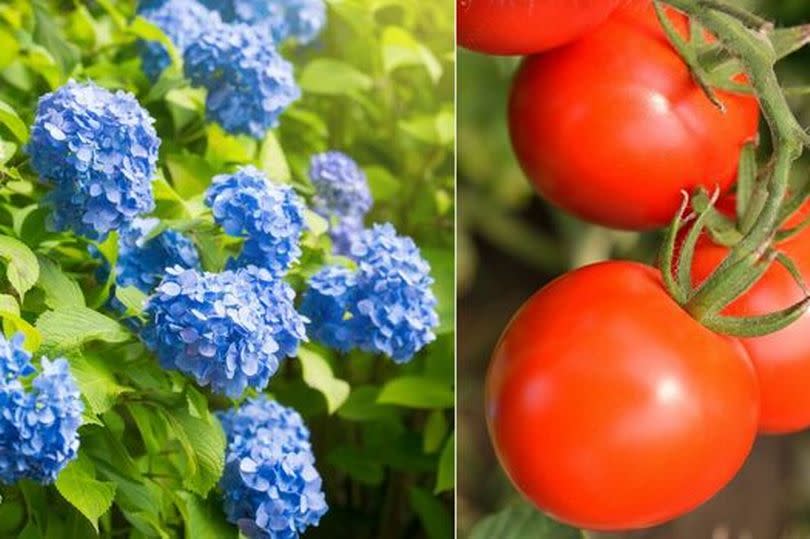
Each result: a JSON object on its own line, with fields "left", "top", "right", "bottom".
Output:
{"left": 457, "top": 0, "right": 625, "bottom": 55}
{"left": 690, "top": 201, "right": 810, "bottom": 434}
{"left": 508, "top": 2, "right": 760, "bottom": 230}
{"left": 486, "top": 261, "right": 759, "bottom": 530}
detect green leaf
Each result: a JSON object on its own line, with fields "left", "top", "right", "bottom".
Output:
{"left": 0, "top": 139, "right": 16, "bottom": 165}
{"left": 173, "top": 492, "right": 237, "bottom": 539}
{"left": 206, "top": 123, "right": 257, "bottom": 166}
{"left": 470, "top": 503, "right": 583, "bottom": 539}
{"left": 168, "top": 407, "right": 226, "bottom": 496}
{"left": 35, "top": 255, "right": 84, "bottom": 309}
{"left": 55, "top": 453, "right": 117, "bottom": 532}
{"left": 0, "top": 235, "right": 40, "bottom": 298}
{"left": 303, "top": 209, "right": 329, "bottom": 237}
{"left": 32, "top": 0, "right": 80, "bottom": 80}
{"left": 434, "top": 432, "right": 454, "bottom": 494}
{"left": 377, "top": 376, "right": 453, "bottom": 409}
{"left": 37, "top": 306, "right": 130, "bottom": 352}
{"left": 408, "top": 487, "right": 452, "bottom": 539}
{"left": 298, "top": 344, "right": 350, "bottom": 413}
{"left": 399, "top": 110, "right": 454, "bottom": 146}
{"left": 0, "top": 99, "right": 26, "bottom": 143}
{"left": 422, "top": 410, "right": 448, "bottom": 454}
{"left": 381, "top": 26, "right": 443, "bottom": 83}
{"left": 114, "top": 286, "right": 148, "bottom": 317}
{"left": 422, "top": 246, "right": 453, "bottom": 335}
{"left": 327, "top": 445, "right": 384, "bottom": 486}
{"left": 337, "top": 385, "right": 399, "bottom": 422}
{"left": 129, "top": 16, "right": 181, "bottom": 68}
{"left": 259, "top": 130, "right": 292, "bottom": 183}
{"left": 365, "top": 165, "right": 400, "bottom": 202}
{"left": 165, "top": 152, "right": 216, "bottom": 199}
{"left": 70, "top": 353, "right": 131, "bottom": 415}
{"left": 299, "top": 59, "right": 373, "bottom": 96}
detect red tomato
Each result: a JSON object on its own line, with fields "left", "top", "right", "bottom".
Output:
{"left": 690, "top": 200, "right": 810, "bottom": 433}
{"left": 487, "top": 261, "right": 758, "bottom": 530}
{"left": 508, "top": 1, "right": 760, "bottom": 230}
{"left": 457, "top": 0, "right": 625, "bottom": 55}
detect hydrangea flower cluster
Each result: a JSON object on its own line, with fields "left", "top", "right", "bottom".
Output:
{"left": 309, "top": 151, "right": 372, "bottom": 254}
{"left": 115, "top": 217, "right": 201, "bottom": 293}
{"left": 205, "top": 167, "right": 305, "bottom": 275}
{"left": 200, "top": 0, "right": 326, "bottom": 45}
{"left": 298, "top": 265, "right": 357, "bottom": 352}
{"left": 218, "top": 396, "right": 328, "bottom": 539}
{"left": 143, "top": 265, "right": 306, "bottom": 397}
{"left": 0, "top": 333, "right": 83, "bottom": 485}
{"left": 28, "top": 80, "right": 160, "bottom": 240}
{"left": 184, "top": 23, "right": 300, "bottom": 138}
{"left": 138, "top": 0, "right": 221, "bottom": 81}
{"left": 300, "top": 223, "right": 439, "bottom": 363}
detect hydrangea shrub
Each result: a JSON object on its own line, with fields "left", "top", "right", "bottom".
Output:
{"left": 0, "top": 0, "right": 452, "bottom": 537}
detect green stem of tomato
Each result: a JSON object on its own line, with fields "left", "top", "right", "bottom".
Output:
{"left": 660, "top": 0, "right": 809, "bottom": 334}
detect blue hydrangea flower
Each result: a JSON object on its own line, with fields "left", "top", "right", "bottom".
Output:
{"left": 138, "top": 0, "right": 221, "bottom": 81}
{"left": 308, "top": 151, "right": 372, "bottom": 253}
{"left": 184, "top": 23, "right": 300, "bottom": 138}
{"left": 309, "top": 152, "right": 372, "bottom": 219}
{"left": 301, "top": 223, "right": 438, "bottom": 362}
{"left": 0, "top": 334, "right": 83, "bottom": 485}
{"left": 350, "top": 224, "right": 439, "bottom": 362}
{"left": 0, "top": 333, "right": 34, "bottom": 385}
{"left": 298, "top": 265, "right": 357, "bottom": 351}
{"left": 28, "top": 80, "right": 160, "bottom": 240}
{"left": 200, "top": 0, "right": 326, "bottom": 45}
{"left": 218, "top": 396, "right": 327, "bottom": 539}
{"left": 205, "top": 167, "right": 305, "bottom": 275}
{"left": 116, "top": 217, "right": 201, "bottom": 292}
{"left": 143, "top": 265, "right": 306, "bottom": 397}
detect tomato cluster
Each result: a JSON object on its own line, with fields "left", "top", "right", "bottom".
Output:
{"left": 462, "top": 0, "right": 810, "bottom": 532}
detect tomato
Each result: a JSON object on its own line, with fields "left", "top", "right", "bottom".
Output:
{"left": 457, "top": 0, "right": 625, "bottom": 55}
{"left": 486, "top": 261, "right": 758, "bottom": 530}
{"left": 690, "top": 200, "right": 810, "bottom": 433}
{"left": 508, "top": 1, "right": 760, "bottom": 230}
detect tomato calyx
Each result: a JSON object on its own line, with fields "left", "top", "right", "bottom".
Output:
{"left": 654, "top": 0, "right": 810, "bottom": 338}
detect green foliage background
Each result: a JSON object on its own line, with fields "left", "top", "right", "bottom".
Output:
{"left": 459, "top": 1, "right": 810, "bottom": 538}
{"left": 0, "top": 0, "right": 454, "bottom": 537}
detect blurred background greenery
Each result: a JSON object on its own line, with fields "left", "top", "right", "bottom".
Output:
{"left": 458, "top": 1, "right": 810, "bottom": 538}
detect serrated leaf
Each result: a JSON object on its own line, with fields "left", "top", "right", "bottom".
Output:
{"left": 70, "top": 353, "right": 131, "bottom": 415}
{"left": 377, "top": 376, "right": 453, "bottom": 409}
{"left": 434, "top": 432, "right": 453, "bottom": 494}
{"left": 0, "top": 235, "right": 39, "bottom": 298}
{"left": 55, "top": 453, "right": 117, "bottom": 532}
{"left": 36, "top": 306, "right": 130, "bottom": 352}
{"left": 469, "top": 503, "right": 582, "bottom": 539}
{"left": 168, "top": 407, "right": 226, "bottom": 496}
{"left": 298, "top": 345, "right": 350, "bottom": 413}
{"left": 299, "top": 58, "right": 373, "bottom": 96}
{"left": 36, "top": 255, "right": 84, "bottom": 309}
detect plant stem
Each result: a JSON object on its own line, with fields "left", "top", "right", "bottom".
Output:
{"left": 662, "top": 0, "right": 808, "bottom": 334}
